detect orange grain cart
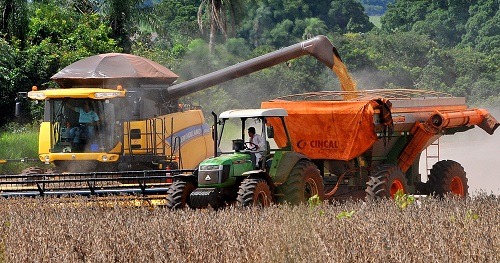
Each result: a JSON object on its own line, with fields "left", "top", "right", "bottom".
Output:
{"left": 262, "top": 89, "right": 498, "bottom": 200}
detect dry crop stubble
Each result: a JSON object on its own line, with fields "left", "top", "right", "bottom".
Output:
{"left": 0, "top": 195, "right": 497, "bottom": 262}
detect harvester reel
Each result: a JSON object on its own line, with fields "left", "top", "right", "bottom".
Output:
{"left": 428, "top": 160, "right": 468, "bottom": 197}
{"left": 236, "top": 178, "right": 272, "bottom": 207}
{"left": 166, "top": 180, "right": 196, "bottom": 209}
{"left": 366, "top": 164, "right": 409, "bottom": 200}
{"left": 276, "top": 160, "right": 324, "bottom": 205}
{"left": 21, "top": 167, "right": 47, "bottom": 182}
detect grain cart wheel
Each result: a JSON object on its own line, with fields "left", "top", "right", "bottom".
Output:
{"left": 366, "top": 164, "right": 409, "bottom": 200}
{"left": 278, "top": 160, "right": 324, "bottom": 205}
{"left": 166, "top": 180, "right": 196, "bottom": 209}
{"left": 237, "top": 178, "right": 272, "bottom": 208}
{"left": 428, "top": 160, "right": 468, "bottom": 197}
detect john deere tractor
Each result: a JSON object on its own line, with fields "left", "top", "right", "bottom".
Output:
{"left": 166, "top": 108, "right": 324, "bottom": 209}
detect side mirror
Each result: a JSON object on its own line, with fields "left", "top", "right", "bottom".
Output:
{"left": 15, "top": 93, "right": 29, "bottom": 123}
{"left": 267, "top": 126, "right": 274, "bottom": 138}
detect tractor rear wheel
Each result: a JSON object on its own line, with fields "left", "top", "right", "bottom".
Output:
{"left": 236, "top": 178, "right": 272, "bottom": 207}
{"left": 166, "top": 180, "right": 196, "bottom": 209}
{"left": 428, "top": 160, "right": 468, "bottom": 197}
{"left": 277, "top": 160, "right": 324, "bottom": 205}
{"left": 366, "top": 164, "right": 408, "bottom": 200}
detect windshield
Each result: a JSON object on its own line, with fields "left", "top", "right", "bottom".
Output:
{"left": 218, "top": 117, "right": 278, "bottom": 153}
{"left": 46, "top": 98, "right": 121, "bottom": 153}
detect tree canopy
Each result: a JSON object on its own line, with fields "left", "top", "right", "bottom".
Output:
{"left": 0, "top": 0, "right": 498, "bottom": 127}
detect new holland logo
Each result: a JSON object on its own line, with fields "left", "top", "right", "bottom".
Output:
{"left": 205, "top": 174, "right": 212, "bottom": 181}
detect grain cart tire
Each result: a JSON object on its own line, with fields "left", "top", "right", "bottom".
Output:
{"left": 237, "top": 178, "right": 272, "bottom": 207}
{"left": 278, "top": 160, "right": 324, "bottom": 205}
{"left": 428, "top": 160, "right": 468, "bottom": 197}
{"left": 366, "top": 164, "right": 408, "bottom": 200}
{"left": 166, "top": 180, "right": 196, "bottom": 209}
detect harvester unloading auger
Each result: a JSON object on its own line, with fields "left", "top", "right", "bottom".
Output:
{"left": 0, "top": 35, "right": 359, "bottom": 200}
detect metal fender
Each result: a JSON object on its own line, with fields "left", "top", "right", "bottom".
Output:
{"left": 172, "top": 172, "right": 198, "bottom": 187}
{"left": 271, "top": 152, "right": 310, "bottom": 185}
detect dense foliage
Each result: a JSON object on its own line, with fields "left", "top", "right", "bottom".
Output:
{"left": 0, "top": 0, "right": 498, "bottom": 127}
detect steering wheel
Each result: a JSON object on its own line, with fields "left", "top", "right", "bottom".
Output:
{"left": 244, "top": 142, "right": 258, "bottom": 151}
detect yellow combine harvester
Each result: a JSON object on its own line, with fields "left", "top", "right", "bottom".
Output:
{"left": 27, "top": 87, "right": 212, "bottom": 172}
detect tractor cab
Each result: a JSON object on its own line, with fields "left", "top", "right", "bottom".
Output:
{"left": 215, "top": 108, "right": 292, "bottom": 171}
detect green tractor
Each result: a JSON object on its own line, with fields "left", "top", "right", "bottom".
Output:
{"left": 166, "top": 108, "right": 324, "bottom": 209}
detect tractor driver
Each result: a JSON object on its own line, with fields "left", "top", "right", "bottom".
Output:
{"left": 68, "top": 102, "right": 99, "bottom": 144}
{"left": 247, "top": 127, "right": 265, "bottom": 168}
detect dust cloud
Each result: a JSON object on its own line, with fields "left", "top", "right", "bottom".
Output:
{"left": 420, "top": 108, "right": 500, "bottom": 195}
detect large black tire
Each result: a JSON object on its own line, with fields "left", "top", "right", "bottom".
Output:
{"left": 236, "top": 178, "right": 272, "bottom": 207}
{"left": 277, "top": 160, "right": 324, "bottom": 205}
{"left": 366, "top": 164, "right": 409, "bottom": 200}
{"left": 428, "top": 160, "right": 468, "bottom": 197}
{"left": 166, "top": 180, "right": 196, "bottom": 209}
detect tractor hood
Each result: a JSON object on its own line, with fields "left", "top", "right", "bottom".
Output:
{"left": 197, "top": 153, "right": 253, "bottom": 187}
{"left": 199, "top": 153, "right": 252, "bottom": 168}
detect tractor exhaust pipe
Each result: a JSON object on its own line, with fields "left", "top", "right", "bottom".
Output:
{"left": 212, "top": 111, "right": 218, "bottom": 157}
{"left": 166, "top": 35, "right": 351, "bottom": 101}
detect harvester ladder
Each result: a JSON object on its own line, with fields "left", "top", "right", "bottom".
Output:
{"left": 122, "top": 118, "right": 166, "bottom": 157}
{"left": 145, "top": 118, "right": 166, "bottom": 156}
{"left": 425, "top": 139, "right": 440, "bottom": 176}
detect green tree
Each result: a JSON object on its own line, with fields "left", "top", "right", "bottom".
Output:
{"left": 328, "top": 0, "right": 374, "bottom": 33}
{"left": 197, "top": 0, "right": 244, "bottom": 52}
{"left": 0, "top": 0, "right": 29, "bottom": 47}
{"left": 381, "top": 0, "right": 430, "bottom": 32}
{"left": 461, "top": 0, "right": 499, "bottom": 54}
{"left": 302, "top": 17, "right": 328, "bottom": 39}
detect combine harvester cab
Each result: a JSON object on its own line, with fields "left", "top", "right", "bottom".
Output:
{"left": 262, "top": 89, "right": 499, "bottom": 200}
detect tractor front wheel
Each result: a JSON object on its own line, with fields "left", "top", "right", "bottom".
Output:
{"left": 236, "top": 178, "right": 272, "bottom": 207}
{"left": 428, "top": 160, "right": 468, "bottom": 197}
{"left": 166, "top": 180, "right": 196, "bottom": 209}
{"left": 277, "top": 160, "right": 324, "bottom": 205}
{"left": 366, "top": 164, "right": 409, "bottom": 200}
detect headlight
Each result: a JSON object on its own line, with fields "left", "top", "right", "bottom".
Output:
{"left": 199, "top": 164, "right": 222, "bottom": 171}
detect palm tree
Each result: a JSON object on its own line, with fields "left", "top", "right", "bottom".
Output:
{"left": 0, "top": 0, "right": 28, "bottom": 47}
{"left": 197, "top": 0, "right": 243, "bottom": 52}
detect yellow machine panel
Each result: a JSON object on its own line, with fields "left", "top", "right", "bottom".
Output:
{"left": 122, "top": 110, "right": 213, "bottom": 169}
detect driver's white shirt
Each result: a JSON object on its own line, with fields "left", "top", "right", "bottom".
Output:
{"left": 250, "top": 134, "right": 265, "bottom": 160}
